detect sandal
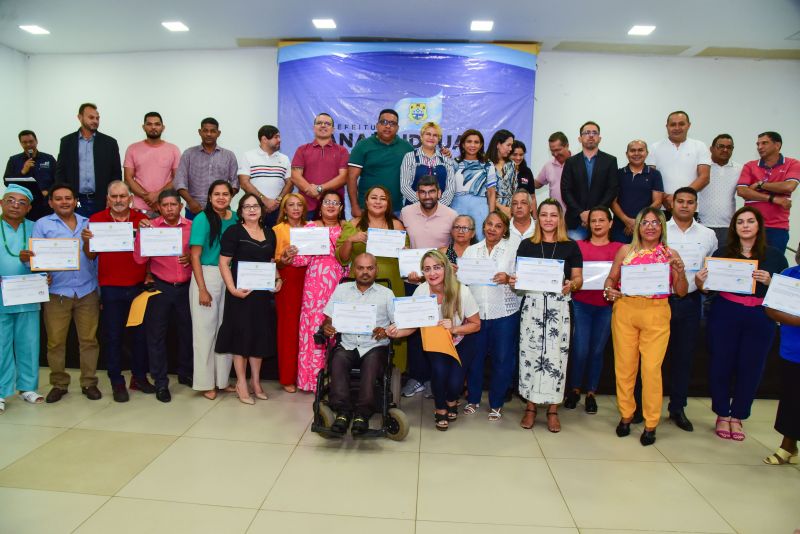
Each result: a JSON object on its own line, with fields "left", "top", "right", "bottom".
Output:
{"left": 763, "top": 447, "right": 799, "bottom": 465}
{"left": 446, "top": 404, "right": 458, "bottom": 421}
{"left": 488, "top": 408, "right": 502, "bottom": 421}
{"left": 729, "top": 418, "right": 745, "bottom": 441}
{"left": 463, "top": 403, "right": 479, "bottom": 415}
{"left": 434, "top": 412, "right": 449, "bottom": 431}
{"left": 0, "top": 398, "right": 5, "bottom": 414}
{"left": 202, "top": 390, "right": 217, "bottom": 400}
{"left": 19, "top": 391, "right": 44, "bottom": 404}
{"left": 715, "top": 416, "right": 731, "bottom": 439}
{"left": 546, "top": 407, "right": 561, "bottom": 433}
{"left": 520, "top": 405, "right": 536, "bottom": 429}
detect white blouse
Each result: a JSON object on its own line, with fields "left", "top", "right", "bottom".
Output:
{"left": 462, "top": 238, "right": 522, "bottom": 320}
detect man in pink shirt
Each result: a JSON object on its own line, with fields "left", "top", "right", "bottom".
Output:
{"left": 134, "top": 189, "right": 193, "bottom": 402}
{"left": 124, "top": 112, "right": 181, "bottom": 216}
{"left": 737, "top": 131, "right": 800, "bottom": 252}
{"left": 400, "top": 175, "right": 458, "bottom": 250}
{"left": 534, "top": 131, "right": 571, "bottom": 211}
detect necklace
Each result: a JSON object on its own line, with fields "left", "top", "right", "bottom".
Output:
{"left": 109, "top": 211, "right": 130, "bottom": 223}
{"left": 0, "top": 219, "right": 26, "bottom": 257}
{"left": 540, "top": 239, "right": 557, "bottom": 259}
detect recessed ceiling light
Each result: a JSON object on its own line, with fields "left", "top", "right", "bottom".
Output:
{"left": 628, "top": 25, "right": 656, "bottom": 36}
{"left": 471, "top": 20, "right": 494, "bottom": 32}
{"left": 19, "top": 25, "right": 50, "bottom": 35}
{"left": 312, "top": 19, "right": 336, "bottom": 29}
{"left": 162, "top": 21, "right": 189, "bottom": 32}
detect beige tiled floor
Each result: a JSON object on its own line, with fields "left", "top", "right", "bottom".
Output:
{"left": 0, "top": 369, "right": 797, "bottom": 534}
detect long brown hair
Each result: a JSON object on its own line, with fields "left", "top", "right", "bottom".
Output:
{"left": 456, "top": 129, "right": 487, "bottom": 163}
{"left": 530, "top": 198, "right": 569, "bottom": 243}
{"left": 725, "top": 206, "right": 767, "bottom": 261}
{"left": 420, "top": 249, "right": 461, "bottom": 321}
{"left": 356, "top": 185, "right": 396, "bottom": 232}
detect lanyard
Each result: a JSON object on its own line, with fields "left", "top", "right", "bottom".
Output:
{"left": 0, "top": 220, "right": 26, "bottom": 257}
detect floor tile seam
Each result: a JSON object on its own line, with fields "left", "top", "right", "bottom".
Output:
{"left": 66, "top": 494, "right": 113, "bottom": 534}
{"left": 536, "top": 432, "right": 580, "bottom": 530}
{"left": 0, "top": 425, "right": 69, "bottom": 473}
{"left": 416, "top": 516, "right": 582, "bottom": 528}
{"left": 664, "top": 460, "right": 739, "bottom": 534}
{"left": 251, "top": 433, "right": 303, "bottom": 520}
{"left": 88, "top": 493, "right": 266, "bottom": 511}
{"left": 107, "top": 431, "right": 181, "bottom": 499}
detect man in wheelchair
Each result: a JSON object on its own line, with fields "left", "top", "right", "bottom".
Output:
{"left": 321, "top": 253, "right": 396, "bottom": 436}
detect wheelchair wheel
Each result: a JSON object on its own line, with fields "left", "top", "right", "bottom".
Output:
{"left": 386, "top": 407, "right": 410, "bottom": 441}
{"left": 318, "top": 404, "right": 336, "bottom": 432}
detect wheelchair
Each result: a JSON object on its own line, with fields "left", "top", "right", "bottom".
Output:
{"left": 310, "top": 278, "right": 410, "bottom": 441}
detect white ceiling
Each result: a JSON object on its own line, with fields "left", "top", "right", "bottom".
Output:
{"left": 1, "top": 0, "right": 799, "bottom": 57}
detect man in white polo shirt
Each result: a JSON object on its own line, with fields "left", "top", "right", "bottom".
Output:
{"left": 647, "top": 111, "right": 711, "bottom": 216}
{"left": 700, "top": 134, "right": 741, "bottom": 246}
{"left": 238, "top": 125, "right": 293, "bottom": 228}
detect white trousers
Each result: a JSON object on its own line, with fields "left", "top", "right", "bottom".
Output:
{"left": 190, "top": 265, "right": 232, "bottom": 390}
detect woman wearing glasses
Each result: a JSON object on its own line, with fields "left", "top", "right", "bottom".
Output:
{"left": 291, "top": 191, "right": 349, "bottom": 392}
{"left": 451, "top": 129, "right": 497, "bottom": 241}
{"left": 439, "top": 215, "right": 477, "bottom": 266}
{"left": 399, "top": 122, "right": 456, "bottom": 207}
{"left": 603, "top": 207, "right": 688, "bottom": 446}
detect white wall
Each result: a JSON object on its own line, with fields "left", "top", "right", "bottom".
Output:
{"left": 0, "top": 44, "right": 29, "bottom": 162}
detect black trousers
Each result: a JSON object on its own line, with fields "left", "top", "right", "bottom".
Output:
{"left": 328, "top": 345, "right": 387, "bottom": 417}
{"left": 146, "top": 279, "right": 193, "bottom": 388}
{"left": 665, "top": 291, "right": 702, "bottom": 413}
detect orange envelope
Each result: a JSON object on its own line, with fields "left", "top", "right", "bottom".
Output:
{"left": 421, "top": 325, "right": 460, "bottom": 364}
{"left": 126, "top": 290, "right": 162, "bottom": 327}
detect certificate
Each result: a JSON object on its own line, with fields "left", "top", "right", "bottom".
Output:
{"left": 1, "top": 274, "right": 49, "bottom": 306}
{"left": 139, "top": 227, "right": 182, "bottom": 257}
{"left": 582, "top": 261, "right": 613, "bottom": 291}
{"left": 236, "top": 261, "right": 276, "bottom": 290}
{"left": 515, "top": 257, "right": 564, "bottom": 292}
{"left": 704, "top": 257, "right": 756, "bottom": 294}
{"left": 457, "top": 257, "right": 498, "bottom": 286}
{"left": 89, "top": 222, "right": 134, "bottom": 252}
{"left": 290, "top": 226, "right": 330, "bottom": 256}
{"left": 621, "top": 263, "right": 670, "bottom": 296}
{"left": 394, "top": 295, "right": 440, "bottom": 328}
{"left": 763, "top": 274, "right": 800, "bottom": 316}
{"left": 398, "top": 248, "right": 434, "bottom": 277}
{"left": 332, "top": 302, "right": 377, "bottom": 335}
{"left": 29, "top": 238, "right": 80, "bottom": 271}
{"left": 365, "top": 228, "right": 406, "bottom": 258}
{"left": 671, "top": 242, "right": 705, "bottom": 271}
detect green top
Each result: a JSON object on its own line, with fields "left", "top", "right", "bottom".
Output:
{"left": 348, "top": 134, "right": 413, "bottom": 211}
{"left": 189, "top": 210, "right": 239, "bottom": 265}
{"left": 0, "top": 219, "right": 38, "bottom": 314}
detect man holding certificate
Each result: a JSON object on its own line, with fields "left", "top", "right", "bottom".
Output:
{"left": 321, "top": 253, "right": 397, "bottom": 436}
{"left": 32, "top": 183, "right": 101, "bottom": 403}
{"left": 133, "top": 189, "right": 193, "bottom": 403}
{"left": 0, "top": 185, "right": 45, "bottom": 413}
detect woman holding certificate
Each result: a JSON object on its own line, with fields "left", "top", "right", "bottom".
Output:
{"left": 513, "top": 199, "right": 583, "bottom": 433}
{"left": 696, "top": 206, "right": 787, "bottom": 441}
{"left": 189, "top": 181, "right": 238, "bottom": 400}
{"left": 292, "top": 191, "right": 349, "bottom": 392}
{"left": 337, "top": 185, "right": 408, "bottom": 367}
{"left": 461, "top": 210, "right": 521, "bottom": 420}
{"left": 604, "top": 207, "right": 688, "bottom": 446}
{"left": 273, "top": 193, "right": 309, "bottom": 393}
{"left": 216, "top": 193, "right": 281, "bottom": 404}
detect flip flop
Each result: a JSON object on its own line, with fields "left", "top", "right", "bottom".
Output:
{"left": 19, "top": 391, "right": 44, "bottom": 404}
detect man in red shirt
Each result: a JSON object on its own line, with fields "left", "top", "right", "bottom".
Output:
{"left": 82, "top": 181, "right": 152, "bottom": 402}
{"left": 737, "top": 131, "right": 800, "bottom": 252}
{"left": 133, "top": 189, "right": 193, "bottom": 402}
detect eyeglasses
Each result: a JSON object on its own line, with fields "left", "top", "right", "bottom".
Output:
{"left": 453, "top": 225, "right": 474, "bottom": 232}
{"left": 581, "top": 130, "right": 599, "bottom": 137}
{"left": 314, "top": 121, "right": 333, "bottom": 127}
{"left": 418, "top": 189, "right": 438, "bottom": 197}
{"left": 639, "top": 220, "right": 660, "bottom": 228}
{"left": 378, "top": 119, "right": 398, "bottom": 127}
{"left": 2, "top": 198, "right": 29, "bottom": 207}
{"left": 242, "top": 204, "right": 261, "bottom": 211}
{"left": 321, "top": 199, "right": 341, "bottom": 206}
{"left": 714, "top": 144, "right": 734, "bottom": 150}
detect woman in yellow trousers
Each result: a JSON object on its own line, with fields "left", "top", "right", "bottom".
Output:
{"left": 603, "top": 207, "right": 688, "bottom": 446}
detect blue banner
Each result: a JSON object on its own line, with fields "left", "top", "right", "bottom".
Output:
{"left": 277, "top": 42, "right": 536, "bottom": 157}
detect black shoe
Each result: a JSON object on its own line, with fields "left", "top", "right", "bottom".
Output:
{"left": 130, "top": 376, "right": 156, "bottom": 394}
{"left": 632, "top": 410, "right": 644, "bottom": 424}
{"left": 81, "top": 385, "right": 102, "bottom": 400}
{"left": 351, "top": 415, "right": 369, "bottom": 436}
{"left": 330, "top": 413, "right": 351, "bottom": 435}
{"left": 45, "top": 387, "right": 68, "bottom": 403}
{"left": 640, "top": 428, "right": 657, "bottom": 446}
{"left": 563, "top": 389, "right": 580, "bottom": 409}
{"left": 177, "top": 375, "right": 193, "bottom": 387}
{"left": 584, "top": 395, "right": 598, "bottom": 414}
{"left": 112, "top": 383, "right": 129, "bottom": 403}
{"left": 156, "top": 387, "right": 171, "bottom": 403}
{"left": 616, "top": 420, "right": 631, "bottom": 437}
{"left": 669, "top": 410, "right": 694, "bottom": 432}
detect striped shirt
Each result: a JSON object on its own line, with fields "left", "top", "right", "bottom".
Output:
{"left": 237, "top": 147, "right": 291, "bottom": 199}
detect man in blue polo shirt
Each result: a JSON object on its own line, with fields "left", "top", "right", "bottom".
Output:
{"left": 611, "top": 140, "right": 664, "bottom": 243}
{"left": 4, "top": 130, "right": 56, "bottom": 221}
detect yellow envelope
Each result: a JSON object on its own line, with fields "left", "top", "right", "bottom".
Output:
{"left": 126, "top": 290, "right": 162, "bottom": 327}
{"left": 421, "top": 325, "right": 460, "bottom": 364}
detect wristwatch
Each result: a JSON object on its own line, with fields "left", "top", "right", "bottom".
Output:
{"left": 316, "top": 185, "right": 324, "bottom": 194}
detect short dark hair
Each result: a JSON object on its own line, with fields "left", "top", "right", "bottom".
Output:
{"left": 417, "top": 175, "right": 440, "bottom": 190}
{"left": 200, "top": 117, "right": 219, "bottom": 128}
{"left": 579, "top": 121, "right": 600, "bottom": 135}
{"left": 157, "top": 188, "right": 181, "bottom": 204}
{"left": 144, "top": 111, "right": 163, "bottom": 123}
{"left": 711, "top": 133, "right": 733, "bottom": 147}
{"left": 667, "top": 110, "right": 690, "bottom": 123}
{"left": 548, "top": 131, "right": 568, "bottom": 146}
{"left": 49, "top": 183, "right": 77, "bottom": 197}
{"left": 758, "top": 131, "right": 782, "bottom": 144}
{"left": 673, "top": 186, "right": 698, "bottom": 200}
{"left": 377, "top": 109, "right": 399, "bottom": 120}
{"left": 18, "top": 130, "right": 36, "bottom": 141}
{"left": 258, "top": 125, "right": 279, "bottom": 142}
{"left": 315, "top": 112, "right": 334, "bottom": 127}
{"left": 78, "top": 103, "right": 97, "bottom": 115}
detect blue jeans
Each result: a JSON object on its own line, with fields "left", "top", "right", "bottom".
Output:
{"left": 428, "top": 346, "right": 468, "bottom": 411}
{"left": 101, "top": 285, "right": 149, "bottom": 385}
{"left": 765, "top": 227, "right": 790, "bottom": 253}
{"left": 569, "top": 300, "right": 612, "bottom": 392}
{"left": 461, "top": 312, "right": 519, "bottom": 409}
{"left": 567, "top": 227, "right": 589, "bottom": 241}
{"left": 451, "top": 194, "right": 489, "bottom": 241}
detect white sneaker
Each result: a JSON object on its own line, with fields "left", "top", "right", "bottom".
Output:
{"left": 401, "top": 379, "right": 425, "bottom": 397}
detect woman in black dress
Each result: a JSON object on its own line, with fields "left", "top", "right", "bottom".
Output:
{"left": 216, "top": 193, "right": 282, "bottom": 404}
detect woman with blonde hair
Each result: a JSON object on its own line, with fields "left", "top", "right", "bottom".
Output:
{"left": 399, "top": 121, "right": 456, "bottom": 206}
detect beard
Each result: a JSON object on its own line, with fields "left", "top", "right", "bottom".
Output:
{"left": 146, "top": 131, "right": 162, "bottom": 140}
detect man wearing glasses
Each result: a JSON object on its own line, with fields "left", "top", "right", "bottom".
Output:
{"left": 291, "top": 113, "right": 350, "bottom": 219}
{"left": 700, "top": 135, "right": 741, "bottom": 247}
{"left": 347, "top": 109, "right": 413, "bottom": 217}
